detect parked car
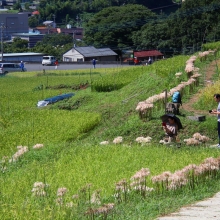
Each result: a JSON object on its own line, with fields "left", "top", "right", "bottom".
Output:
{"left": 42, "top": 56, "right": 56, "bottom": 66}
{"left": 0, "top": 63, "right": 27, "bottom": 74}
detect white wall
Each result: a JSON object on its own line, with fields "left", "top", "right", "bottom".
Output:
{"left": 63, "top": 48, "right": 84, "bottom": 62}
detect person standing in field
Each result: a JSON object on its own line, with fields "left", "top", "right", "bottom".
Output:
{"left": 92, "top": 59, "right": 96, "bottom": 69}
{"left": 54, "top": 60, "right": 58, "bottom": 69}
{"left": 20, "top": 61, "right": 25, "bottom": 72}
{"left": 210, "top": 94, "right": 220, "bottom": 147}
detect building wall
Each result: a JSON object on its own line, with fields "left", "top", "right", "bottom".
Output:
{"left": 84, "top": 56, "right": 117, "bottom": 62}
{"left": 35, "top": 27, "right": 83, "bottom": 40}
{"left": 0, "top": 13, "right": 29, "bottom": 40}
{"left": 2, "top": 54, "right": 44, "bottom": 62}
{"left": 63, "top": 48, "right": 84, "bottom": 62}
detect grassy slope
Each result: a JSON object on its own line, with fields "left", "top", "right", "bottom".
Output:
{"left": 1, "top": 56, "right": 220, "bottom": 219}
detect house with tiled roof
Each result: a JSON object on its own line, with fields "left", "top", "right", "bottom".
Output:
{"left": 63, "top": 46, "right": 118, "bottom": 62}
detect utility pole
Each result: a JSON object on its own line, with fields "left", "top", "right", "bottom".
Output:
{"left": 76, "top": 15, "right": 79, "bottom": 27}
{"left": 73, "top": 30, "right": 75, "bottom": 48}
{"left": 53, "top": 14, "right": 56, "bottom": 28}
{"left": 0, "top": 23, "right": 5, "bottom": 61}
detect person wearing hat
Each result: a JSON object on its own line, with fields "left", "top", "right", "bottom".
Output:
{"left": 162, "top": 116, "right": 178, "bottom": 142}
{"left": 20, "top": 61, "right": 25, "bottom": 72}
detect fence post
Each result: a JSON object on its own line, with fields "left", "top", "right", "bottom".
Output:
{"left": 164, "top": 89, "right": 167, "bottom": 114}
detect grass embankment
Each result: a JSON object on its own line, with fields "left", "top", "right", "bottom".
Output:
{"left": 1, "top": 53, "right": 220, "bottom": 219}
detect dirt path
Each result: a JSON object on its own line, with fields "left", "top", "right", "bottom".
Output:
{"left": 181, "top": 60, "right": 218, "bottom": 115}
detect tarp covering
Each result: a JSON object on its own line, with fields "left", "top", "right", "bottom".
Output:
{"left": 37, "top": 93, "right": 74, "bottom": 107}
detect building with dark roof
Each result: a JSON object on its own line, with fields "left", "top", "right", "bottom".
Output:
{"left": 63, "top": 46, "right": 118, "bottom": 62}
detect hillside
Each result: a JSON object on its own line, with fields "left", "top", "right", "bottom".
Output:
{"left": 1, "top": 47, "right": 220, "bottom": 219}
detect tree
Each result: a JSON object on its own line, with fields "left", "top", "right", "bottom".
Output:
{"left": 4, "top": 38, "right": 29, "bottom": 53}
{"left": 132, "top": 0, "right": 220, "bottom": 53}
{"left": 32, "top": 34, "right": 74, "bottom": 60}
{"left": 24, "top": 2, "right": 30, "bottom": 10}
{"left": 28, "top": 16, "right": 39, "bottom": 28}
{"left": 84, "top": 4, "right": 156, "bottom": 49}
{"left": 167, "top": 0, "right": 220, "bottom": 49}
{"left": 13, "top": 0, "right": 22, "bottom": 10}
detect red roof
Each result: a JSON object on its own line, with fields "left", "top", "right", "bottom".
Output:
{"left": 134, "top": 50, "right": 163, "bottom": 58}
{"left": 32, "top": 11, "right": 40, "bottom": 15}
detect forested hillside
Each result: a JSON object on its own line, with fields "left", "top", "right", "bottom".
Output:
{"left": 10, "top": 0, "right": 220, "bottom": 58}
{"left": 38, "top": 0, "right": 177, "bottom": 21}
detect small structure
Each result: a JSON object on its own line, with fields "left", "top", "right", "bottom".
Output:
{"left": 187, "top": 115, "right": 206, "bottom": 122}
{"left": 63, "top": 46, "right": 117, "bottom": 62}
{"left": 134, "top": 50, "right": 164, "bottom": 63}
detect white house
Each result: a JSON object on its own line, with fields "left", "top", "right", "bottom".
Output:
{"left": 63, "top": 46, "right": 117, "bottom": 62}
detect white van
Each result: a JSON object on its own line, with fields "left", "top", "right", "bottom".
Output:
{"left": 42, "top": 56, "right": 56, "bottom": 66}
{"left": 0, "top": 63, "right": 27, "bottom": 74}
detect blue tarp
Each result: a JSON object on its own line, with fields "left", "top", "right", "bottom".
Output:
{"left": 37, "top": 93, "right": 74, "bottom": 107}
{"left": 44, "top": 93, "right": 74, "bottom": 104}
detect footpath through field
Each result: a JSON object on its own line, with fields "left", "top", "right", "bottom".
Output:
{"left": 157, "top": 60, "right": 220, "bottom": 219}
{"left": 157, "top": 192, "right": 220, "bottom": 219}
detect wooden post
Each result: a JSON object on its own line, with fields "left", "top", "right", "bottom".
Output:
{"left": 164, "top": 89, "right": 167, "bottom": 114}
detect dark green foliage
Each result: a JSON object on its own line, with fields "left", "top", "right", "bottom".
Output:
{"left": 28, "top": 16, "right": 39, "bottom": 28}
{"left": 84, "top": 4, "right": 156, "bottom": 49}
{"left": 132, "top": 0, "right": 220, "bottom": 53}
{"left": 5, "top": 0, "right": 220, "bottom": 59}
{"left": 4, "top": 38, "right": 28, "bottom": 53}
{"left": 32, "top": 34, "right": 73, "bottom": 59}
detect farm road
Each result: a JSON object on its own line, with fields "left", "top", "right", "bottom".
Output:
{"left": 157, "top": 192, "right": 220, "bottom": 219}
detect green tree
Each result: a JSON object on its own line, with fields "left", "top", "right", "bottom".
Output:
{"left": 32, "top": 34, "right": 74, "bottom": 60}
{"left": 24, "top": 2, "right": 30, "bottom": 10}
{"left": 132, "top": 0, "right": 220, "bottom": 54}
{"left": 13, "top": 1, "right": 22, "bottom": 10}
{"left": 4, "top": 38, "right": 29, "bottom": 53}
{"left": 168, "top": 0, "right": 220, "bottom": 50}
{"left": 28, "top": 16, "right": 39, "bottom": 28}
{"left": 84, "top": 4, "right": 156, "bottom": 49}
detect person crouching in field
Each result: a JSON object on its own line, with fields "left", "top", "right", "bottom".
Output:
{"left": 162, "top": 116, "right": 178, "bottom": 143}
